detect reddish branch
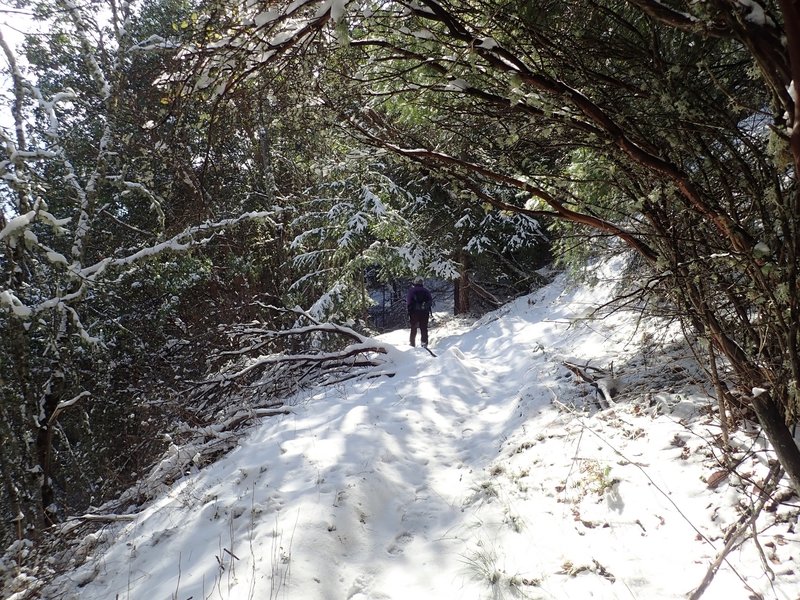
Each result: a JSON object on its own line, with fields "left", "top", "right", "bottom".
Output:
{"left": 348, "top": 114, "right": 658, "bottom": 263}
{"left": 406, "top": 0, "right": 757, "bottom": 254}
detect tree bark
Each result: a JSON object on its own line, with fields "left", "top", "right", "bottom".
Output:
{"left": 454, "top": 250, "right": 470, "bottom": 315}
{"left": 0, "top": 413, "right": 23, "bottom": 541}
{"left": 36, "top": 367, "right": 64, "bottom": 527}
{"left": 751, "top": 393, "right": 800, "bottom": 496}
{"left": 777, "top": 0, "right": 800, "bottom": 181}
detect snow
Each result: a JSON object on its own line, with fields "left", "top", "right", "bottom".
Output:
{"left": 331, "top": 0, "right": 348, "bottom": 23}
{"left": 737, "top": 0, "right": 771, "bottom": 26}
{"left": 411, "top": 29, "right": 435, "bottom": 40}
{"left": 0, "top": 210, "right": 35, "bottom": 243}
{"left": 447, "top": 78, "right": 469, "bottom": 91}
{"left": 754, "top": 242, "right": 771, "bottom": 257}
{"left": 362, "top": 186, "right": 386, "bottom": 215}
{"left": 43, "top": 254, "right": 799, "bottom": 600}
{"left": 0, "top": 290, "right": 32, "bottom": 317}
{"left": 45, "top": 250, "right": 68, "bottom": 265}
{"left": 254, "top": 9, "right": 280, "bottom": 27}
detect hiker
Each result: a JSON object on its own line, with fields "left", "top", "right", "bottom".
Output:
{"left": 407, "top": 276, "right": 433, "bottom": 348}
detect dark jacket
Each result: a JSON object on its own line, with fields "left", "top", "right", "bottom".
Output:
{"left": 406, "top": 283, "right": 433, "bottom": 314}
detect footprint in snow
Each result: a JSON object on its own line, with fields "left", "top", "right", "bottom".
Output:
{"left": 347, "top": 574, "right": 390, "bottom": 599}
{"left": 386, "top": 531, "right": 414, "bottom": 555}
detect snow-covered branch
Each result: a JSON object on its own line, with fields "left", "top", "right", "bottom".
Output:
{"left": 190, "top": 313, "right": 393, "bottom": 416}
{"left": 80, "top": 210, "right": 278, "bottom": 279}
{"left": 1, "top": 211, "right": 278, "bottom": 322}
{"left": 47, "top": 391, "right": 91, "bottom": 427}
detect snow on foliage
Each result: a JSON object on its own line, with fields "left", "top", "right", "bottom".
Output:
{"left": 305, "top": 281, "right": 346, "bottom": 320}
{"left": 465, "top": 234, "right": 491, "bottom": 253}
{"left": 454, "top": 212, "right": 475, "bottom": 229}
{"left": 396, "top": 242, "right": 427, "bottom": 272}
{"left": 341, "top": 211, "right": 368, "bottom": 245}
{"left": 0, "top": 290, "right": 33, "bottom": 318}
{"left": 0, "top": 211, "right": 36, "bottom": 245}
{"left": 427, "top": 256, "right": 459, "bottom": 279}
{"left": 362, "top": 185, "right": 386, "bottom": 215}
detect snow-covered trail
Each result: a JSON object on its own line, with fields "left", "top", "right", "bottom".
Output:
{"left": 59, "top": 274, "right": 569, "bottom": 599}
{"left": 48, "top": 257, "right": 800, "bottom": 600}
{"left": 231, "top": 317, "right": 560, "bottom": 599}
{"left": 67, "top": 325, "right": 540, "bottom": 599}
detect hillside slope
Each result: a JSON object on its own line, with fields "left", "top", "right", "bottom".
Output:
{"left": 42, "top": 255, "right": 799, "bottom": 600}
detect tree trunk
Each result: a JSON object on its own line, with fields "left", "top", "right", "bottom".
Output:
{"left": 35, "top": 367, "right": 64, "bottom": 527}
{"left": 707, "top": 345, "right": 731, "bottom": 457}
{"left": 777, "top": 0, "right": 800, "bottom": 179}
{"left": 454, "top": 250, "right": 470, "bottom": 315}
{"left": 0, "top": 408, "right": 23, "bottom": 541}
{"left": 751, "top": 392, "right": 800, "bottom": 496}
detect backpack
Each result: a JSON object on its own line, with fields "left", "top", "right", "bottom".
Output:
{"left": 411, "top": 289, "right": 430, "bottom": 312}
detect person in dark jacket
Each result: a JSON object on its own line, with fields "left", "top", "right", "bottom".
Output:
{"left": 406, "top": 276, "right": 433, "bottom": 347}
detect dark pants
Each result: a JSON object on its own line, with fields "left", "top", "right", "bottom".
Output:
{"left": 409, "top": 310, "right": 430, "bottom": 346}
